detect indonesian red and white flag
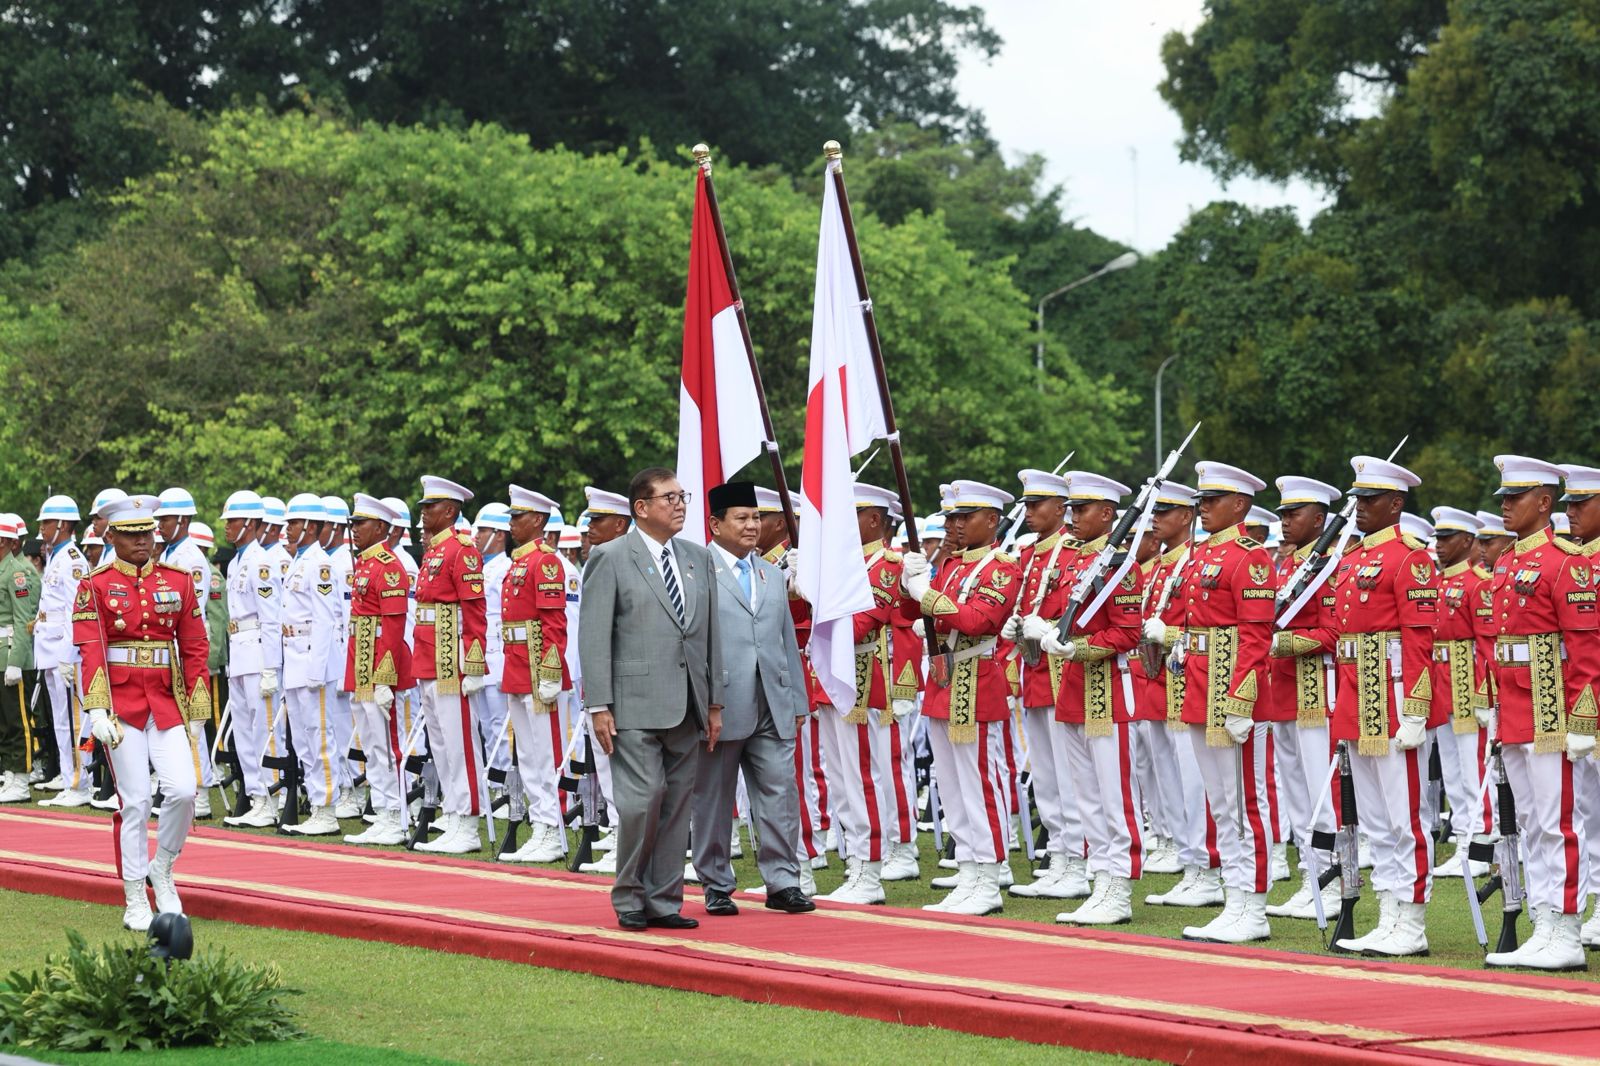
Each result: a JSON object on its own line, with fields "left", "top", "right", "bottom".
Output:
{"left": 800, "top": 169, "right": 888, "bottom": 712}
{"left": 677, "top": 168, "right": 765, "bottom": 543}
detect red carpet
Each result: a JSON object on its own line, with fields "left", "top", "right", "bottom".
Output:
{"left": 3, "top": 808, "right": 1599, "bottom": 1065}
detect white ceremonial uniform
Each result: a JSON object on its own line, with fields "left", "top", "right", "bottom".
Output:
{"left": 162, "top": 534, "right": 219, "bottom": 790}
{"left": 281, "top": 541, "right": 339, "bottom": 807}
{"left": 37, "top": 538, "right": 91, "bottom": 791}
{"left": 474, "top": 550, "right": 512, "bottom": 773}
{"left": 226, "top": 541, "right": 282, "bottom": 800}
{"left": 323, "top": 538, "right": 357, "bottom": 793}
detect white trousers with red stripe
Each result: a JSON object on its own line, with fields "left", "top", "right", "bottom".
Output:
{"left": 926, "top": 718, "right": 1009, "bottom": 863}
{"left": 286, "top": 685, "right": 338, "bottom": 808}
{"left": 1062, "top": 721, "right": 1144, "bottom": 880}
{"left": 1575, "top": 757, "right": 1600, "bottom": 897}
{"left": 505, "top": 693, "right": 563, "bottom": 828}
{"left": 1431, "top": 724, "right": 1485, "bottom": 841}
{"left": 419, "top": 679, "right": 485, "bottom": 818}
{"left": 795, "top": 713, "right": 829, "bottom": 858}
{"left": 1140, "top": 721, "right": 1216, "bottom": 870}
{"left": 108, "top": 718, "right": 196, "bottom": 880}
{"left": 1349, "top": 742, "right": 1432, "bottom": 904}
{"left": 1023, "top": 706, "right": 1084, "bottom": 859}
{"left": 1502, "top": 743, "right": 1586, "bottom": 915}
{"left": 471, "top": 684, "right": 512, "bottom": 774}
{"left": 1273, "top": 720, "right": 1335, "bottom": 870}
{"left": 817, "top": 708, "right": 896, "bottom": 862}
{"left": 885, "top": 714, "right": 918, "bottom": 848}
{"left": 353, "top": 699, "right": 403, "bottom": 813}
{"left": 1189, "top": 723, "right": 1272, "bottom": 893}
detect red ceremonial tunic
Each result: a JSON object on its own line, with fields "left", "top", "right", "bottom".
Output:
{"left": 1429, "top": 559, "right": 1486, "bottom": 733}
{"left": 1016, "top": 529, "right": 1077, "bottom": 712}
{"left": 1487, "top": 527, "right": 1600, "bottom": 747}
{"left": 1052, "top": 534, "right": 1145, "bottom": 729}
{"left": 916, "top": 542, "right": 1021, "bottom": 731}
{"left": 1267, "top": 543, "right": 1338, "bottom": 726}
{"left": 413, "top": 528, "right": 488, "bottom": 689}
{"left": 499, "top": 539, "right": 570, "bottom": 694}
{"left": 1139, "top": 541, "right": 1195, "bottom": 727}
{"left": 1178, "top": 523, "right": 1275, "bottom": 737}
{"left": 344, "top": 543, "right": 414, "bottom": 698}
{"left": 74, "top": 559, "right": 211, "bottom": 731}
{"left": 1328, "top": 523, "right": 1437, "bottom": 752}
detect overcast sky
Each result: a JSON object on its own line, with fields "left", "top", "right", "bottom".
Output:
{"left": 956, "top": 0, "right": 1330, "bottom": 252}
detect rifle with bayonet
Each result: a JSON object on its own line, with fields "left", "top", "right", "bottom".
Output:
{"left": 1050, "top": 422, "right": 1201, "bottom": 648}
{"left": 1467, "top": 743, "right": 1523, "bottom": 954}
{"left": 1320, "top": 742, "right": 1363, "bottom": 949}
{"left": 560, "top": 732, "right": 608, "bottom": 872}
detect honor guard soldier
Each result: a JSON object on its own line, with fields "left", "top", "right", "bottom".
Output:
{"left": 1039, "top": 472, "right": 1147, "bottom": 926}
{"left": 471, "top": 503, "right": 513, "bottom": 778}
{"left": 155, "top": 488, "right": 218, "bottom": 818}
{"left": 190, "top": 522, "right": 229, "bottom": 760}
{"left": 315, "top": 497, "right": 360, "bottom": 817}
{"left": 1476, "top": 510, "right": 1515, "bottom": 571}
{"left": 276, "top": 494, "right": 340, "bottom": 835}
{"left": 1168, "top": 462, "right": 1276, "bottom": 944}
{"left": 495, "top": 487, "right": 569, "bottom": 864}
{"left": 1138, "top": 481, "right": 1226, "bottom": 909}
{"left": 413, "top": 476, "right": 490, "bottom": 854}
{"left": 74, "top": 494, "right": 210, "bottom": 931}
{"left": 219, "top": 491, "right": 285, "bottom": 829}
{"left": 901, "top": 480, "right": 1022, "bottom": 916}
{"left": 814, "top": 483, "right": 920, "bottom": 905}
{"left": 35, "top": 495, "right": 93, "bottom": 807}
{"left": 1002, "top": 469, "right": 1091, "bottom": 902}
{"left": 1426, "top": 507, "right": 1491, "bottom": 878}
{"left": 1561, "top": 464, "right": 1600, "bottom": 947}
{"left": 341, "top": 495, "right": 414, "bottom": 846}
{"left": 1327, "top": 456, "right": 1438, "bottom": 957}
{"left": 1262, "top": 477, "right": 1343, "bottom": 920}
{"left": 0, "top": 514, "right": 39, "bottom": 802}
{"left": 1481, "top": 457, "right": 1600, "bottom": 970}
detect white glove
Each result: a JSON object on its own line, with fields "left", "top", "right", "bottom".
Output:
{"left": 911, "top": 619, "right": 925, "bottom": 639}
{"left": 88, "top": 708, "right": 122, "bottom": 749}
{"left": 462, "top": 675, "right": 487, "bottom": 696}
{"left": 1224, "top": 715, "right": 1253, "bottom": 745}
{"left": 1395, "top": 715, "right": 1427, "bottom": 751}
{"left": 902, "top": 569, "right": 930, "bottom": 603}
{"left": 901, "top": 551, "right": 930, "bottom": 579}
{"left": 1020, "top": 615, "right": 1053, "bottom": 644}
{"left": 1141, "top": 617, "right": 1166, "bottom": 644}
{"left": 1000, "top": 615, "right": 1022, "bottom": 642}
{"left": 891, "top": 699, "right": 915, "bottom": 722}
{"left": 1039, "top": 630, "right": 1073, "bottom": 658}
{"left": 538, "top": 678, "right": 562, "bottom": 703}
{"left": 373, "top": 685, "right": 395, "bottom": 714}
{"left": 1567, "top": 732, "right": 1596, "bottom": 763}
{"left": 258, "top": 668, "right": 279, "bottom": 698}
{"left": 3, "top": 666, "right": 19, "bottom": 686}
{"left": 784, "top": 549, "right": 801, "bottom": 595}
{"left": 188, "top": 720, "right": 207, "bottom": 740}
{"left": 1475, "top": 704, "right": 1496, "bottom": 733}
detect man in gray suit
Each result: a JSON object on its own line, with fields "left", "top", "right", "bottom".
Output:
{"left": 579, "top": 467, "right": 723, "bottom": 931}
{"left": 690, "top": 482, "right": 815, "bottom": 917}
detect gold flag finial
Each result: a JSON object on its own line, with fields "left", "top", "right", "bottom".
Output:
{"left": 823, "top": 139, "right": 843, "bottom": 160}
{"left": 692, "top": 143, "right": 711, "bottom": 171}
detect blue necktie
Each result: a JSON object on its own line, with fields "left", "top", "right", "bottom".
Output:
{"left": 736, "top": 556, "right": 753, "bottom": 604}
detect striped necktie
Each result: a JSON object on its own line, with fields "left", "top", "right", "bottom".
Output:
{"left": 660, "top": 546, "right": 685, "bottom": 624}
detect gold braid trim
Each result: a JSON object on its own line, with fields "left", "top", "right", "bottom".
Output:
{"left": 433, "top": 602, "right": 461, "bottom": 695}
{"left": 81, "top": 667, "right": 111, "bottom": 713}
{"left": 846, "top": 635, "right": 874, "bottom": 726}
{"left": 185, "top": 674, "right": 212, "bottom": 724}
{"left": 1069, "top": 639, "right": 1116, "bottom": 663}
{"left": 947, "top": 634, "right": 980, "bottom": 744}
{"left": 1165, "top": 670, "right": 1186, "bottom": 731}
{"left": 920, "top": 589, "right": 958, "bottom": 616}
{"left": 1569, "top": 685, "right": 1598, "bottom": 737}
{"left": 352, "top": 615, "right": 378, "bottom": 701}
{"left": 1295, "top": 651, "right": 1328, "bottom": 728}
{"left": 1442, "top": 639, "right": 1477, "bottom": 735}
{"left": 1205, "top": 625, "right": 1237, "bottom": 748}
{"left": 1529, "top": 631, "right": 1567, "bottom": 754}
{"left": 1402, "top": 667, "right": 1432, "bottom": 720}
{"left": 1084, "top": 658, "right": 1113, "bottom": 738}
{"left": 1355, "top": 632, "right": 1390, "bottom": 757}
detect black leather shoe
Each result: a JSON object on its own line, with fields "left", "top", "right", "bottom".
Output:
{"left": 704, "top": 889, "right": 739, "bottom": 916}
{"left": 645, "top": 913, "right": 700, "bottom": 929}
{"left": 764, "top": 887, "right": 816, "bottom": 913}
{"left": 616, "top": 910, "right": 647, "bottom": 931}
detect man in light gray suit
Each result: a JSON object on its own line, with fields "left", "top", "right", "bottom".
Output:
{"left": 690, "top": 482, "right": 815, "bottom": 917}
{"left": 580, "top": 468, "right": 723, "bottom": 931}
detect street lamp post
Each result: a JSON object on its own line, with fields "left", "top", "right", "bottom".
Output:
{"left": 1153, "top": 351, "right": 1184, "bottom": 463}
{"left": 1034, "top": 251, "right": 1139, "bottom": 380}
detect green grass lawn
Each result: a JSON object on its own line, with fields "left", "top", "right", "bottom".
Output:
{"left": 0, "top": 890, "right": 1151, "bottom": 1065}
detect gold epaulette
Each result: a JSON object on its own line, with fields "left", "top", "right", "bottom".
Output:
{"left": 456, "top": 533, "right": 475, "bottom": 547}
{"left": 1553, "top": 538, "right": 1584, "bottom": 556}
{"left": 1473, "top": 563, "right": 1493, "bottom": 578}
{"left": 88, "top": 561, "right": 115, "bottom": 577}
{"left": 1237, "top": 536, "right": 1262, "bottom": 550}
{"left": 1401, "top": 533, "right": 1428, "bottom": 550}
{"left": 995, "top": 550, "right": 1017, "bottom": 565}
{"left": 373, "top": 546, "right": 395, "bottom": 563}
{"left": 883, "top": 549, "right": 903, "bottom": 563}
{"left": 156, "top": 561, "right": 191, "bottom": 578}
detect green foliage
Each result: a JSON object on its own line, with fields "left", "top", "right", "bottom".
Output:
{"left": 0, "top": 106, "right": 1132, "bottom": 512}
{"left": 0, "top": 929, "right": 302, "bottom": 1053}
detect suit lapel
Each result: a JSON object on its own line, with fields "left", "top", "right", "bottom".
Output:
{"left": 714, "top": 554, "right": 755, "bottom": 616}
{"left": 674, "top": 538, "right": 697, "bottom": 627}
{"left": 628, "top": 530, "right": 684, "bottom": 629}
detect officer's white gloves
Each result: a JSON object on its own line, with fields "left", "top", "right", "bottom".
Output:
{"left": 1020, "top": 615, "right": 1053, "bottom": 645}
{"left": 901, "top": 551, "right": 930, "bottom": 579}
{"left": 891, "top": 699, "right": 915, "bottom": 722}
{"left": 461, "top": 675, "right": 487, "bottom": 697}
{"left": 1475, "top": 704, "right": 1496, "bottom": 733}
{"left": 1141, "top": 617, "right": 1167, "bottom": 644}
{"left": 1000, "top": 615, "right": 1022, "bottom": 642}
{"left": 1224, "top": 715, "right": 1253, "bottom": 746}
{"left": 3, "top": 666, "right": 20, "bottom": 686}
{"left": 188, "top": 720, "right": 207, "bottom": 740}
{"left": 1567, "top": 732, "right": 1596, "bottom": 763}
{"left": 258, "top": 669, "right": 279, "bottom": 698}
{"left": 538, "top": 678, "right": 562, "bottom": 704}
{"left": 1039, "top": 629, "right": 1073, "bottom": 659}
{"left": 911, "top": 619, "right": 926, "bottom": 640}
{"left": 1395, "top": 715, "right": 1427, "bottom": 751}
{"left": 374, "top": 685, "right": 395, "bottom": 717}
{"left": 88, "top": 708, "right": 123, "bottom": 749}
{"left": 901, "top": 566, "right": 931, "bottom": 603}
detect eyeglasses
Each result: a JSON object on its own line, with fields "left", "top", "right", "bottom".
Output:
{"left": 643, "top": 491, "right": 692, "bottom": 507}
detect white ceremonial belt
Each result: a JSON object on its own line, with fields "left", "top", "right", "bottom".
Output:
{"left": 415, "top": 607, "right": 438, "bottom": 623}
{"left": 107, "top": 644, "right": 172, "bottom": 667}
{"left": 281, "top": 623, "right": 313, "bottom": 638}
{"left": 1493, "top": 635, "right": 1566, "bottom": 664}
{"left": 502, "top": 624, "right": 531, "bottom": 642}
{"left": 853, "top": 641, "right": 879, "bottom": 654}
{"left": 947, "top": 638, "right": 997, "bottom": 665}
{"left": 0, "top": 626, "right": 13, "bottom": 639}
{"left": 1187, "top": 632, "right": 1210, "bottom": 653}
{"left": 227, "top": 619, "right": 259, "bottom": 635}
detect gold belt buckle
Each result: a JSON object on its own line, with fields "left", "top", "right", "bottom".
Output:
{"left": 136, "top": 646, "right": 153, "bottom": 667}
